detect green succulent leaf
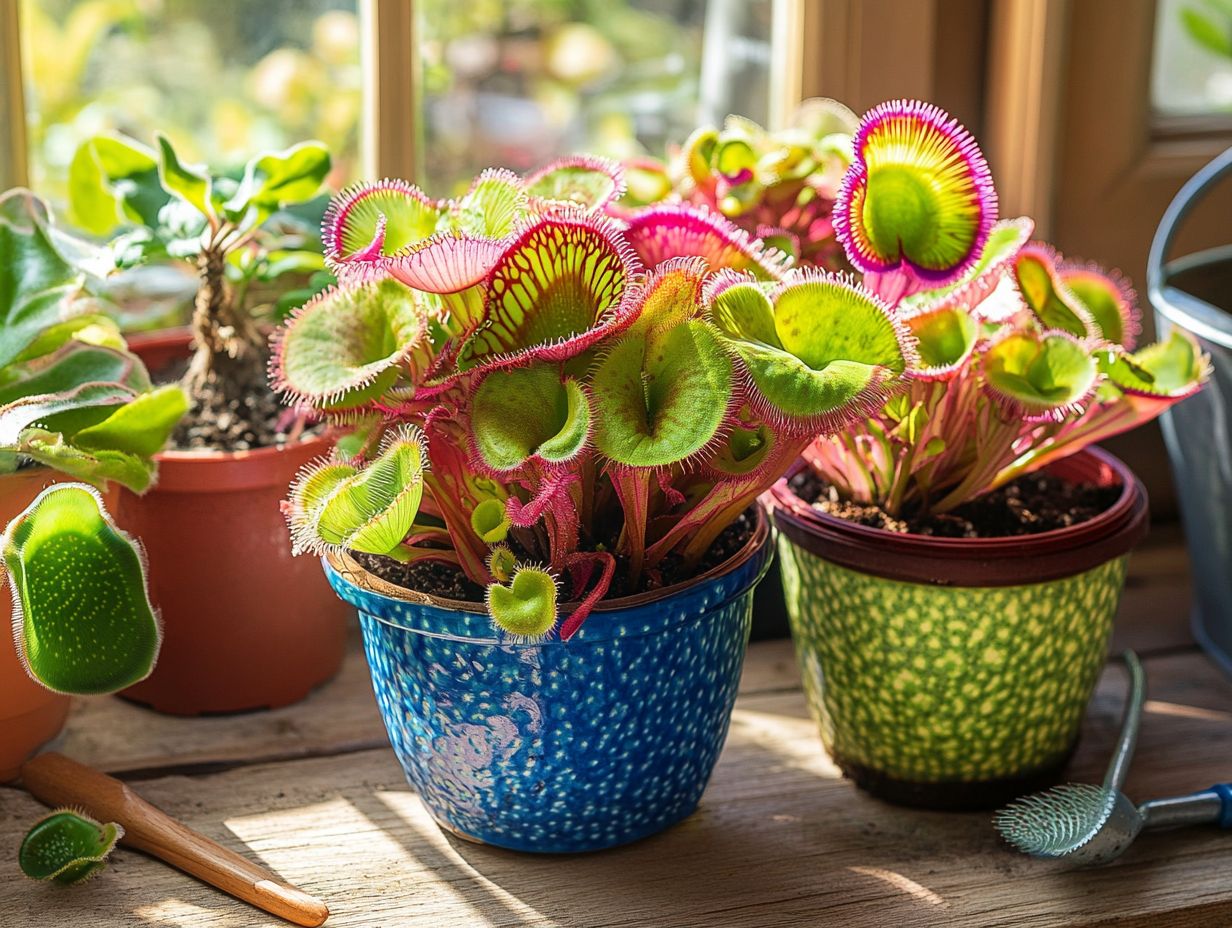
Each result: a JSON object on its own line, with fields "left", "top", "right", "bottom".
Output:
{"left": 14, "top": 432, "right": 155, "bottom": 493}
{"left": 288, "top": 428, "right": 426, "bottom": 556}
{"left": 1099, "top": 330, "right": 1206, "bottom": 397}
{"left": 3, "top": 484, "right": 160, "bottom": 694}
{"left": 19, "top": 810, "right": 123, "bottom": 885}
{"left": 711, "top": 273, "right": 911, "bottom": 432}
{"left": 983, "top": 331, "right": 1097, "bottom": 420}
{"left": 155, "top": 134, "right": 212, "bottom": 219}
{"left": 226, "top": 141, "right": 331, "bottom": 222}
{"left": 486, "top": 566, "right": 558, "bottom": 640}
{"left": 470, "top": 498, "right": 511, "bottom": 544}
{"left": 472, "top": 365, "right": 591, "bottom": 471}
{"left": 274, "top": 280, "right": 428, "bottom": 408}
{"left": 592, "top": 320, "right": 732, "bottom": 468}
{"left": 0, "top": 190, "right": 108, "bottom": 370}
{"left": 67, "top": 134, "right": 169, "bottom": 235}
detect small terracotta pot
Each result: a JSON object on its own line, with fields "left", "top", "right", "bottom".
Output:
{"left": 116, "top": 330, "right": 350, "bottom": 715}
{"left": 766, "top": 448, "right": 1149, "bottom": 810}
{"left": 0, "top": 469, "right": 75, "bottom": 781}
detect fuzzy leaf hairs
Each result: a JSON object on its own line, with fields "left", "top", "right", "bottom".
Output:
{"left": 19, "top": 810, "right": 123, "bottom": 885}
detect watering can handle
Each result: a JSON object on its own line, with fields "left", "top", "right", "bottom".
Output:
{"left": 1147, "top": 146, "right": 1232, "bottom": 300}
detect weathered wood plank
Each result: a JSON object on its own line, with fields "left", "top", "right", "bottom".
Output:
{"left": 2, "top": 649, "right": 1229, "bottom": 928}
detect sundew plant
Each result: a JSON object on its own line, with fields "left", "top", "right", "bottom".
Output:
{"left": 802, "top": 100, "right": 1208, "bottom": 517}
{"left": 274, "top": 155, "right": 916, "bottom": 639}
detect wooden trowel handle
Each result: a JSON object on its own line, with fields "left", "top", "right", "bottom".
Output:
{"left": 21, "top": 752, "right": 328, "bottom": 927}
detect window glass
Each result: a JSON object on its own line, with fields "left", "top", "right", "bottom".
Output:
{"left": 1152, "top": 0, "right": 1232, "bottom": 117}
{"left": 20, "top": 0, "right": 363, "bottom": 205}
{"left": 417, "top": 0, "right": 780, "bottom": 194}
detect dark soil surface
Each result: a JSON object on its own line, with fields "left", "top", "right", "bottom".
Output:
{"left": 152, "top": 352, "right": 313, "bottom": 453}
{"left": 788, "top": 470, "right": 1120, "bottom": 538}
{"left": 355, "top": 510, "right": 757, "bottom": 603}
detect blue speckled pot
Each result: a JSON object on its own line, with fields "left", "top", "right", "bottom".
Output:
{"left": 323, "top": 511, "right": 771, "bottom": 853}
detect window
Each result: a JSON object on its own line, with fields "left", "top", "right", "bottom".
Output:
{"left": 1152, "top": 0, "right": 1232, "bottom": 118}
{"left": 17, "top": 0, "right": 364, "bottom": 205}
{"left": 3, "top": 0, "right": 795, "bottom": 199}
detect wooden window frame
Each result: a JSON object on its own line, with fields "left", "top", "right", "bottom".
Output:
{"left": 0, "top": 0, "right": 809, "bottom": 191}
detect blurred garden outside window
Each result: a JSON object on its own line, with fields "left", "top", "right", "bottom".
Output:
{"left": 0, "top": 0, "right": 796, "bottom": 205}
{"left": 1153, "top": 0, "right": 1232, "bottom": 120}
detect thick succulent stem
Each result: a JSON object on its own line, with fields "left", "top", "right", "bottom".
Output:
{"left": 182, "top": 243, "right": 266, "bottom": 408}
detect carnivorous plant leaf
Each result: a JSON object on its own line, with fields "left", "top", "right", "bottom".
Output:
{"left": 323, "top": 179, "right": 441, "bottom": 264}
{"left": 983, "top": 330, "right": 1098, "bottom": 421}
{"left": 288, "top": 427, "right": 426, "bottom": 556}
{"left": 470, "top": 498, "right": 511, "bottom": 544}
{"left": 524, "top": 155, "right": 625, "bottom": 211}
{"left": 1099, "top": 330, "right": 1206, "bottom": 397}
{"left": 472, "top": 365, "right": 592, "bottom": 472}
{"left": 834, "top": 100, "right": 996, "bottom": 283}
{"left": 19, "top": 810, "right": 123, "bottom": 885}
{"left": 1060, "top": 263, "right": 1140, "bottom": 349}
{"left": 1012, "top": 244, "right": 1094, "bottom": 338}
{"left": 486, "top": 566, "right": 559, "bottom": 640}
{"left": 2, "top": 484, "right": 160, "bottom": 694}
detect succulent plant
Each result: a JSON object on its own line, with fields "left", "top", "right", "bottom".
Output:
{"left": 18, "top": 809, "right": 123, "bottom": 885}
{"left": 275, "top": 155, "right": 914, "bottom": 638}
{"left": 801, "top": 100, "right": 1208, "bottom": 518}
{"left": 0, "top": 190, "right": 187, "bottom": 492}
{"left": 67, "top": 132, "right": 332, "bottom": 434}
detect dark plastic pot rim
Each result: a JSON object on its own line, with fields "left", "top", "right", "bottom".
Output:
{"left": 326, "top": 505, "right": 771, "bottom": 617}
{"left": 766, "top": 446, "right": 1149, "bottom": 587}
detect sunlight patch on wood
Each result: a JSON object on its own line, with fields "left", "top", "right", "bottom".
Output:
{"left": 849, "top": 866, "right": 949, "bottom": 908}
{"left": 134, "top": 897, "right": 249, "bottom": 926}
{"left": 728, "top": 707, "right": 843, "bottom": 778}
{"left": 1145, "top": 699, "right": 1232, "bottom": 723}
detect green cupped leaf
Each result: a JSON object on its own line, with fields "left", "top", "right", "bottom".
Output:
{"left": 446, "top": 168, "right": 526, "bottom": 238}
{"left": 274, "top": 279, "right": 428, "bottom": 407}
{"left": 472, "top": 365, "right": 592, "bottom": 471}
{"left": 487, "top": 544, "right": 516, "bottom": 582}
{"left": 1099, "top": 330, "right": 1206, "bottom": 397}
{"left": 1061, "top": 265, "right": 1140, "bottom": 349}
{"left": 19, "top": 810, "right": 123, "bottom": 885}
{"left": 1013, "top": 246, "right": 1093, "bottom": 338}
{"left": 486, "top": 566, "right": 558, "bottom": 640}
{"left": 525, "top": 156, "right": 624, "bottom": 211}
{"left": 706, "top": 423, "right": 775, "bottom": 477}
{"left": 592, "top": 320, "right": 732, "bottom": 468}
{"left": 324, "top": 180, "right": 441, "bottom": 263}
{"left": 899, "top": 217, "right": 1034, "bottom": 315}
{"left": 288, "top": 428, "right": 426, "bottom": 556}
{"left": 906, "top": 304, "right": 978, "bottom": 377}
{"left": 470, "top": 498, "right": 511, "bottom": 544}
{"left": 3, "top": 484, "right": 160, "bottom": 694}
{"left": 983, "top": 331, "right": 1097, "bottom": 420}
{"left": 711, "top": 272, "right": 912, "bottom": 433}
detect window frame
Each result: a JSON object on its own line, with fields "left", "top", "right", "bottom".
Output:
{"left": 0, "top": 0, "right": 812, "bottom": 192}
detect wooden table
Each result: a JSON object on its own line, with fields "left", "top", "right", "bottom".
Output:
{"left": 3, "top": 526, "right": 1230, "bottom": 928}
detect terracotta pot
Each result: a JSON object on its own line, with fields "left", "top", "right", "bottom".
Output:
{"left": 0, "top": 469, "right": 75, "bottom": 781}
{"left": 765, "top": 447, "right": 1149, "bottom": 810}
{"left": 116, "top": 330, "right": 350, "bottom": 715}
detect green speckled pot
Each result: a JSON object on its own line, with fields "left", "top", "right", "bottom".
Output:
{"left": 767, "top": 448, "right": 1149, "bottom": 809}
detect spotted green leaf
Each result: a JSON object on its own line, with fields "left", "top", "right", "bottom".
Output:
{"left": 19, "top": 810, "right": 123, "bottom": 885}
{"left": 3, "top": 484, "right": 160, "bottom": 694}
